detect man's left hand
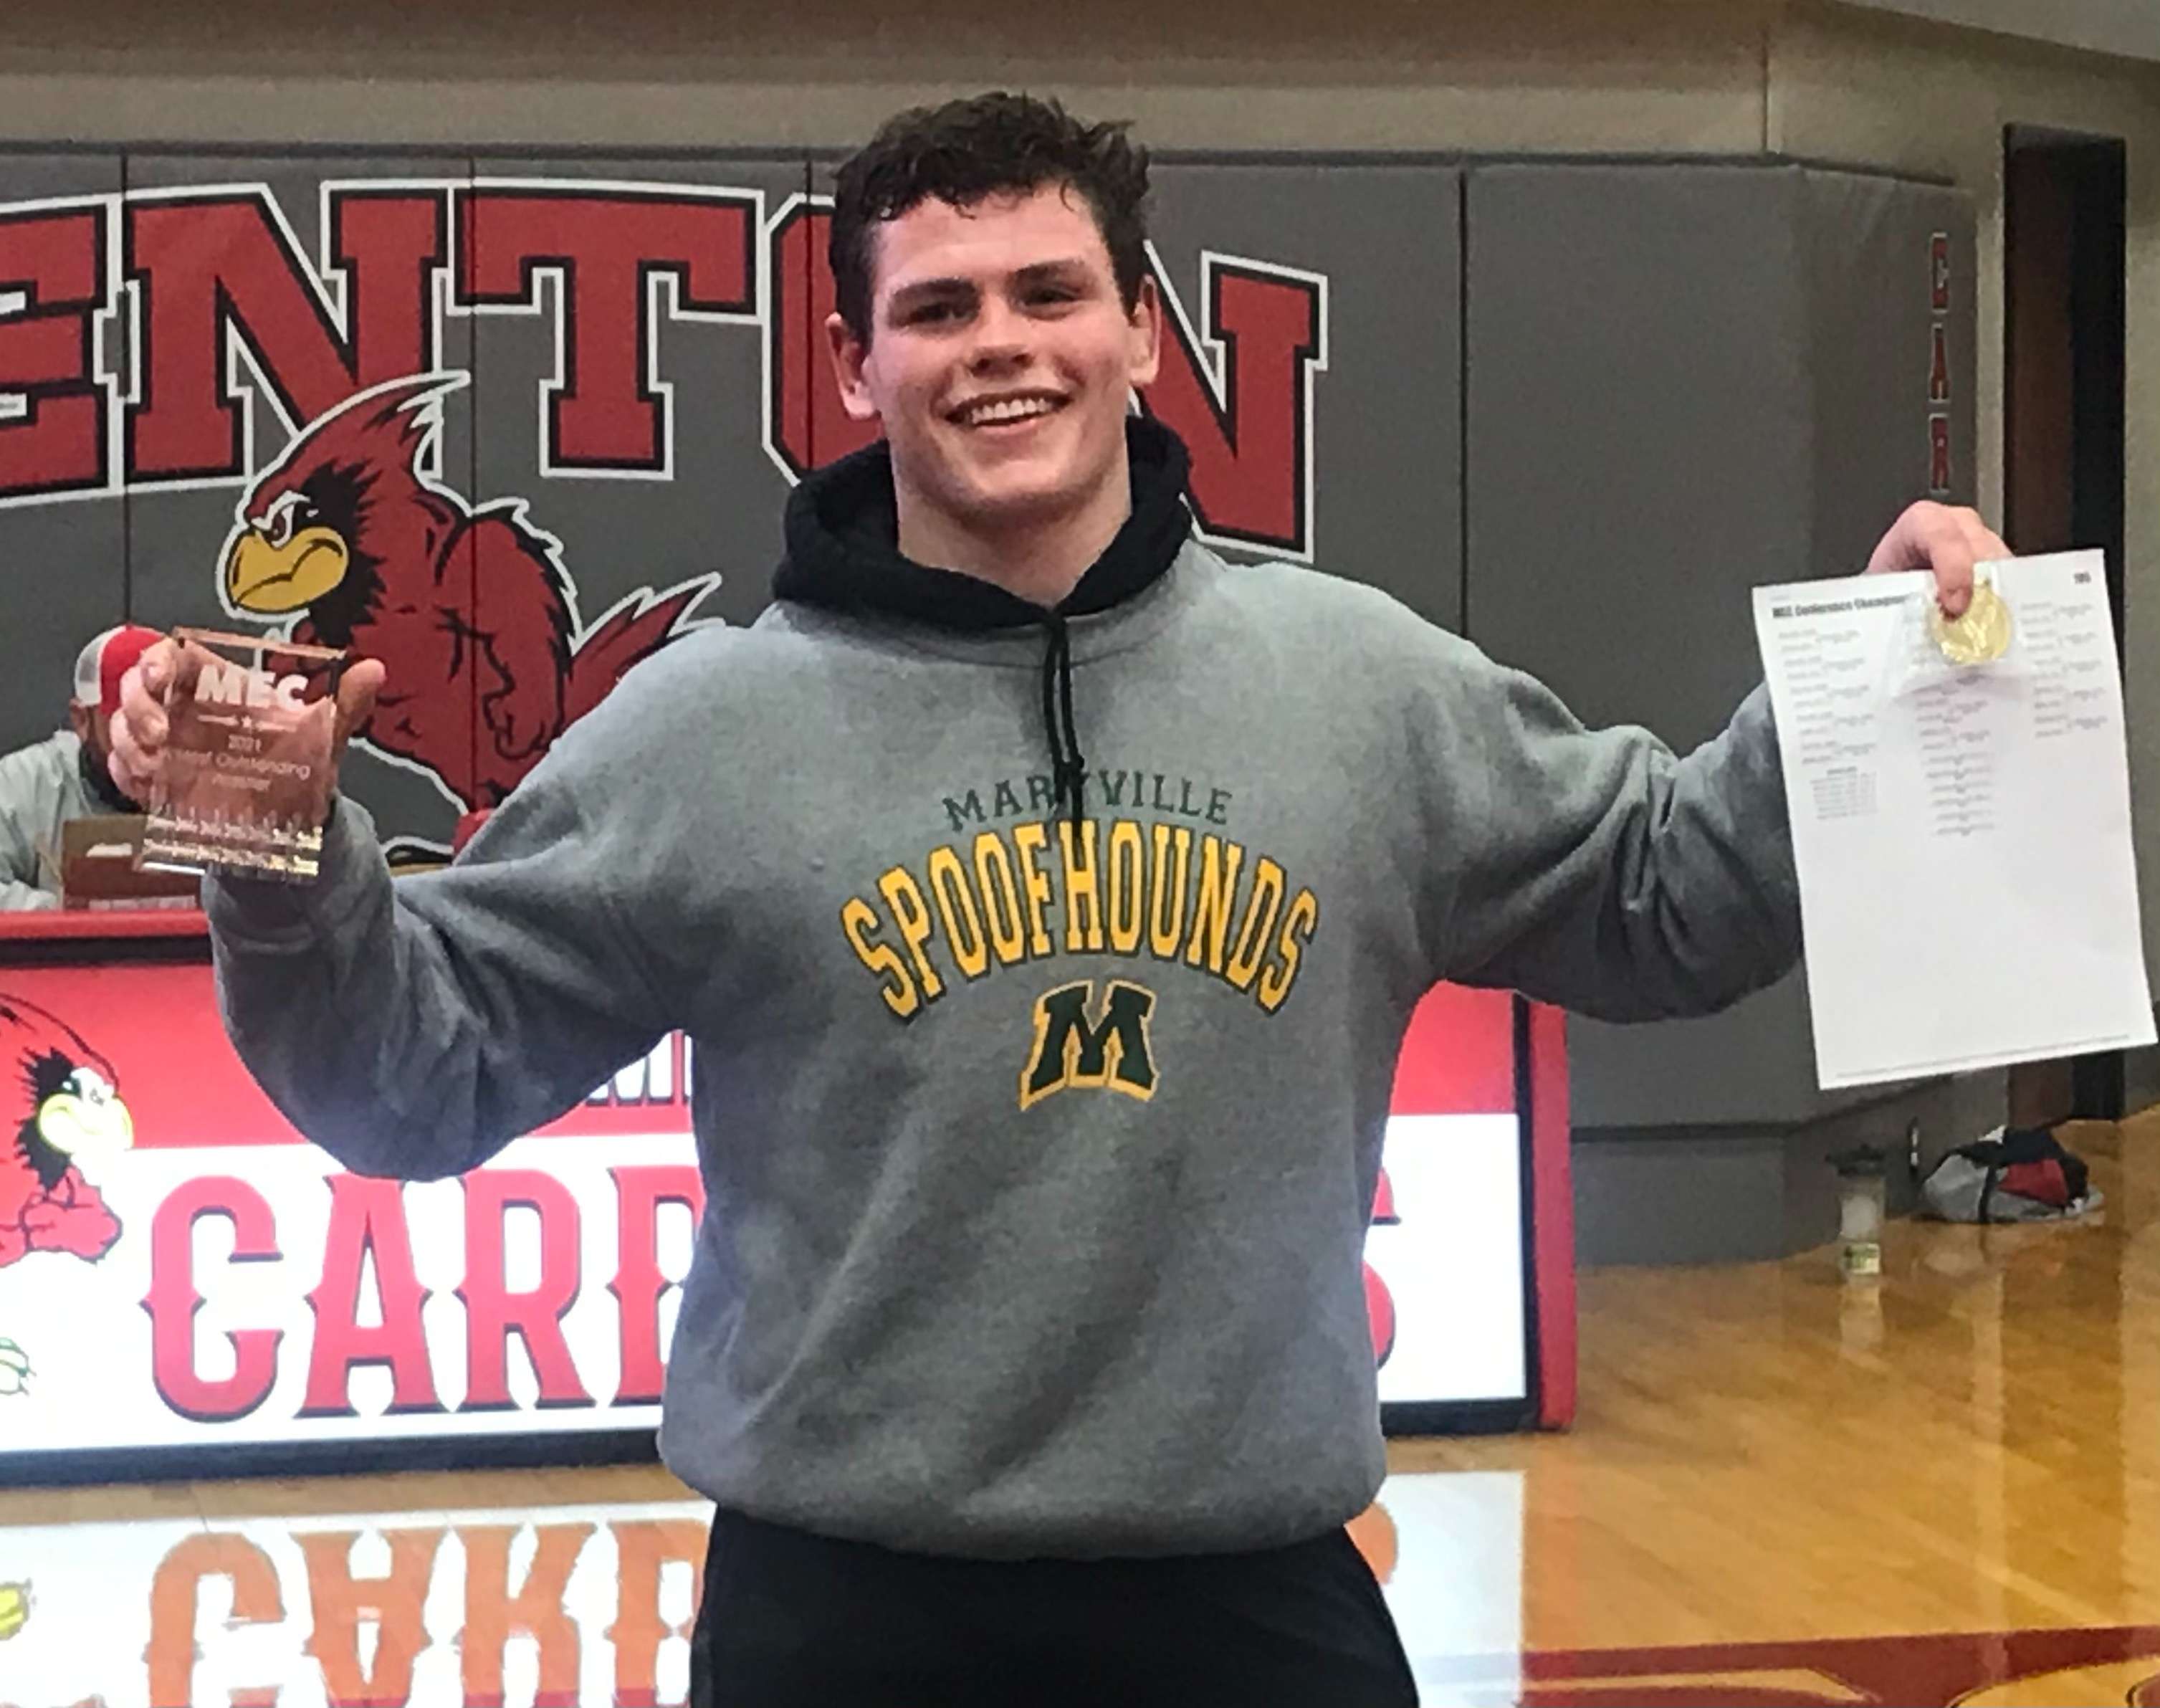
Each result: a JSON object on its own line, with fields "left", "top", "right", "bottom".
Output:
{"left": 1864, "top": 500, "right": 2012, "bottom": 617}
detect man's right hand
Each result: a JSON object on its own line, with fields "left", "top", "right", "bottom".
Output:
{"left": 109, "top": 638, "right": 387, "bottom": 805}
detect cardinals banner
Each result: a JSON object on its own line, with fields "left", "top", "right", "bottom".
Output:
{"left": 0, "top": 955, "right": 1549, "bottom": 1462}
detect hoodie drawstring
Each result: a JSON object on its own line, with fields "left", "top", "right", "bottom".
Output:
{"left": 1039, "top": 614, "right": 1086, "bottom": 825}
{"left": 774, "top": 421, "right": 1196, "bottom": 824}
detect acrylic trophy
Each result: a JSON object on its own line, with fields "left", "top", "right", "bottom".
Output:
{"left": 139, "top": 627, "right": 347, "bottom": 883}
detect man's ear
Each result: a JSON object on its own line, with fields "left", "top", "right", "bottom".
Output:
{"left": 826, "top": 312, "right": 882, "bottom": 423}
{"left": 67, "top": 702, "right": 92, "bottom": 744}
{"left": 1127, "top": 275, "right": 1162, "bottom": 390}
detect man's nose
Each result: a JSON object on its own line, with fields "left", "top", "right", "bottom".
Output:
{"left": 967, "top": 295, "right": 1033, "bottom": 368}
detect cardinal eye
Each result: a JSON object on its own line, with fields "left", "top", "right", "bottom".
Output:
{"left": 259, "top": 495, "right": 317, "bottom": 550}
{"left": 64, "top": 1067, "right": 113, "bottom": 1106}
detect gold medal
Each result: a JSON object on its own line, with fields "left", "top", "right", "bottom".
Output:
{"left": 1928, "top": 580, "right": 2012, "bottom": 665}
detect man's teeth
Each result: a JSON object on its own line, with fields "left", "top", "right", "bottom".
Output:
{"left": 965, "top": 397, "right": 1059, "bottom": 426}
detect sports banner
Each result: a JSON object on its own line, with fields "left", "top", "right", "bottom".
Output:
{"left": 0, "top": 955, "right": 1534, "bottom": 1460}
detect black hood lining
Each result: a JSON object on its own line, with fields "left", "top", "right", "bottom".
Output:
{"left": 773, "top": 414, "right": 1194, "bottom": 635}
{"left": 773, "top": 416, "right": 1196, "bottom": 824}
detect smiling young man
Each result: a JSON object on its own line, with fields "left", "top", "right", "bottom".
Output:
{"left": 118, "top": 93, "right": 2005, "bottom": 1706}
{"left": 823, "top": 147, "right": 1160, "bottom": 607}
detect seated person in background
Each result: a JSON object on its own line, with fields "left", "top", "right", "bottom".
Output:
{"left": 0, "top": 624, "right": 163, "bottom": 910}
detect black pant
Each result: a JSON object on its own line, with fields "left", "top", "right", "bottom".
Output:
{"left": 689, "top": 1507, "right": 1419, "bottom": 1707}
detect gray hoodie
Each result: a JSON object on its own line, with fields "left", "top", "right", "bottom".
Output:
{"left": 207, "top": 425, "right": 1797, "bottom": 1559}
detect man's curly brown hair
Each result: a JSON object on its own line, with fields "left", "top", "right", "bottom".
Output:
{"left": 829, "top": 91, "right": 1151, "bottom": 343}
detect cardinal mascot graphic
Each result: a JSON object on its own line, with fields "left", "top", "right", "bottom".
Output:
{"left": 216, "top": 372, "right": 718, "bottom": 812}
{"left": 0, "top": 995, "right": 134, "bottom": 1397}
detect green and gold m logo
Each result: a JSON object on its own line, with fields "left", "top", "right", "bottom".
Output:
{"left": 1019, "top": 980, "right": 1158, "bottom": 1110}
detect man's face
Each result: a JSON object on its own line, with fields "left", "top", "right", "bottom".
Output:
{"left": 828, "top": 183, "right": 1160, "bottom": 540}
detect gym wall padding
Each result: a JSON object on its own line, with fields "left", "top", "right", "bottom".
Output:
{"left": 1461, "top": 161, "right": 1976, "bottom": 1129}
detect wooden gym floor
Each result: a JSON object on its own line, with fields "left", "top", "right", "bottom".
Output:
{"left": 4, "top": 1112, "right": 2156, "bottom": 1706}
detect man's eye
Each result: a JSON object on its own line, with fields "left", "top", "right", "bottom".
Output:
{"left": 909, "top": 302, "right": 960, "bottom": 325}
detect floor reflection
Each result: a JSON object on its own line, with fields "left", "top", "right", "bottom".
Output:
{"left": 0, "top": 1472, "right": 1526, "bottom": 1708}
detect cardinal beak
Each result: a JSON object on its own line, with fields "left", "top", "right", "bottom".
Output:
{"left": 225, "top": 526, "right": 351, "bottom": 614}
{"left": 36, "top": 1089, "right": 135, "bottom": 1164}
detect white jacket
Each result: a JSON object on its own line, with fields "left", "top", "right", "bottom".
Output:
{"left": 0, "top": 731, "right": 98, "bottom": 911}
